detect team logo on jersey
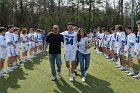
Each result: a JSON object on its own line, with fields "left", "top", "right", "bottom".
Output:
{"left": 65, "top": 35, "right": 74, "bottom": 45}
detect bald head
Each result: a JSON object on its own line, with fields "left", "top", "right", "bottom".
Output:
{"left": 53, "top": 25, "right": 59, "bottom": 34}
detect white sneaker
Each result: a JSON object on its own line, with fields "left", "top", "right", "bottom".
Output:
{"left": 125, "top": 69, "right": 131, "bottom": 73}
{"left": 133, "top": 74, "right": 140, "bottom": 78}
{"left": 116, "top": 64, "right": 122, "bottom": 68}
{"left": 58, "top": 72, "right": 62, "bottom": 78}
{"left": 12, "top": 63, "right": 18, "bottom": 69}
{"left": 97, "top": 51, "right": 100, "bottom": 54}
{"left": 111, "top": 58, "right": 114, "bottom": 61}
{"left": 30, "top": 55, "right": 34, "bottom": 58}
{"left": 82, "top": 77, "right": 86, "bottom": 82}
{"left": 70, "top": 76, "right": 74, "bottom": 82}
{"left": 52, "top": 77, "right": 56, "bottom": 81}
{"left": 106, "top": 56, "right": 109, "bottom": 59}
{"left": 34, "top": 55, "right": 37, "bottom": 57}
{"left": 25, "top": 58, "right": 30, "bottom": 61}
{"left": 21, "top": 59, "right": 26, "bottom": 63}
{"left": 7, "top": 67, "right": 14, "bottom": 73}
{"left": 0, "top": 71, "right": 7, "bottom": 77}
{"left": 12, "top": 66, "right": 16, "bottom": 70}
{"left": 70, "top": 74, "right": 74, "bottom": 82}
{"left": 127, "top": 71, "right": 134, "bottom": 76}
{"left": 118, "top": 66, "right": 126, "bottom": 70}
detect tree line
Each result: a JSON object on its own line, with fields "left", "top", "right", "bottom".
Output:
{"left": 0, "top": 0, "right": 140, "bottom": 33}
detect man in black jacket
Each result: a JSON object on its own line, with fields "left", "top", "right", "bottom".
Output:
{"left": 46, "top": 25, "right": 63, "bottom": 81}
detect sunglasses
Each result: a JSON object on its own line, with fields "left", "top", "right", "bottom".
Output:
{"left": 53, "top": 28, "right": 59, "bottom": 29}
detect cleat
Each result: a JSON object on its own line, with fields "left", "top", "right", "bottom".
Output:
{"left": 82, "top": 77, "right": 86, "bottom": 82}
{"left": 52, "top": 77, "right": 57, "bottom": 81}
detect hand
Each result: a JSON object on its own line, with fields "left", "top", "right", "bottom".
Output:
{"left": 48, "top": 32, "right": 53, "bottom": 35}
{"left": 13, "top": 44, "right": 16, "bottom": 48}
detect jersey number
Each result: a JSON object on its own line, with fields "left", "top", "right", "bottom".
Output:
{"left": 136, "top": 36, "right": 140, "bottom": 43}
{"left": 65, "top": 38, "right": 73, "bottom": 45}
{"left": 116, "top": 36, "right": 119, "bottom": 42}
{"left": 125, "top": 38, "right": 127, "bottom": 45}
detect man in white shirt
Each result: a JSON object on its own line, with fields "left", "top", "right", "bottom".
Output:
{"left": 5, "top": 25, "right": 16, "bottom": 72}
{"left": 110, "top": 28, "right": 116, "bottom": 61}
{"left": 37, "top": 29, "right": 43, "bottom": 54}
{"left": 116, "top": 25, "right": 126, "bottom": 70}
{"left": 133, "top": 20, "right": 140, "bottom": 78}
{"left": 125, "top": 26, "right": 136, "bottom": 76}
{"left": 28, "top": 28, "right": 36, "bottom": 58}
{"left": 34, "top": 30, "right": 38, "bottom": 56}
{"left": 0, "top": 27, "right": 7, "bottom": 77}
{"left": 13, "top": 27, "right": 20, "bottom": 69}
{"left": 61, "top": 22, "right": 78, "bottom": 82}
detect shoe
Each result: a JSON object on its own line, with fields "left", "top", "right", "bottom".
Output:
{"left": 118, "top": 66, "right": 126, "bottom": 70}
{"left": 105, "top": 55, "right": 109, "bottom": 59}
{"left": 16, "top": 63, "right": 20, "bottom": 67}
{"left": 0, "top": 71, "right": 7, "bottom": 77}
{"left": 125, "top": 69, "right": 131, "bottom": 73}
{"left": 133, "top": 74, "right": 140, "bottom": 78}
{"left": 58, "top": 72, "right": 62, "bottom": 78}
{"left": 70, "top": 74, "right": 74, "bottom": 82}
{"left": 7, "top": 67, "right": 14, "bottom": 73}
{"left": 34, "top": 55, "right": 37, "bottom": 57}
{"left": 52, "top": 77, "right": 56, "bottom": 81}
{"left": 111, "top": 58, "right": 114, "bottom": 61}
{"left": 70, "top": 76, "right": 74, "bottom": 82}
{"left": 26, "top": 58, "right": 30, "bottom": 61}
{"left": 116, "top": 64, "right": 122, "bottom": 68}
{"left": 82, "top": 77, "right": 86, "bottom": 82}
{"left": 31, "top": 55, "right": 34, "bottom": 58}
{"left": 21, "top": 59, "right": 26, "bottom": 63}
{"left": 12, "top": 66, "right": 17, "bottom": 70}
{"left": 127, "top": 71, "right": 134, "bottom": 76}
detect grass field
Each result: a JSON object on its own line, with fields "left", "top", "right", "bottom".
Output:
{"left": 0, "top": 48, "right": 140, "bottom": 93}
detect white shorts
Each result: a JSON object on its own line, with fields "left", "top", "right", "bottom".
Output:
{"left": 125, "top": 51, "right": 136, "bottom": 58}
{"left": 14, "top": 47, "right": 19, "bottom": 56}
{"left": 38, "top": 42, "right": 43, "bottom": 46}
{"left": 0, "top": 52, "right": 7, "bottom": 60}
{"left": 64, "top": 51, "right": 77, "bottom": 61}
{"left": 36, "top": 43, "right": 39, "bottom": 47}
{"left": 99, "top": 40, "right": 103, "bottom": 47}
{"left": 22, "top": 44, "right": 28, "bottom": 52}
{"left": 7, "top": 46, "right": 15, "bottom": 57}
{"left": 29, "top": 42, "right": 35, "bottom": 48}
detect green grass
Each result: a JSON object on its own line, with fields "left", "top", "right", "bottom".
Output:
{"left": 0, "top": 48, "right": 140, "bottom": 93}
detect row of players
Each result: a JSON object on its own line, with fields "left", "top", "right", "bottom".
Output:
{"left": 92, "top": 20, "right": 140, "bottom": 79}
{"left": 0, "top": 25, "right": 45, "bottom": 77}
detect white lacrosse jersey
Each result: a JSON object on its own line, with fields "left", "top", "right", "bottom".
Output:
{"left": 0, "top": 35, "right": 7, "bottom": 53}
{"left": 20, "top": 34, "right": 28, "bottom": 45}
{"left": 34, "top": 32, "right": 38, "bottom": 40}
{"left": 62, "top": 31, "right": 78, "bottom": 51}
{"left": 125, "top": 33, "right": 136, "bottom": 51}
{"left": 116, "top": 31, "right": 126, "bottom": 49}
{"left": 13, "top": 33, "right": 20, "bottom": 47}
{"left": 5, "top": 31, "right": 14, "bottom": 44}
{"left": 136, "top": 32, "right": 140, "bottom": 50}
{"left": 110, "top": 34, "right": 116, "bottom": 48}
{"left": 37, "top": 33, "right": 42, "bottom": 41}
